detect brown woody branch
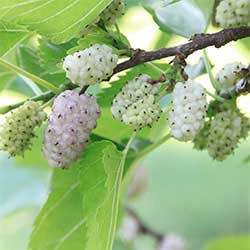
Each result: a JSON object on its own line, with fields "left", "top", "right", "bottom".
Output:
{"left": 126, "top": 207, "right": 164, "bottom": 242}
{"left": 113, "top": 26, "right": 250, "bottom": 75}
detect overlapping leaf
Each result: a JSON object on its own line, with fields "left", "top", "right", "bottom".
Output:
{"left": 29, "top": 140, "right": 127, "bottom": 250}
{"left": 144, "top": 0, "right": 215, "bottom": 37}
{"left": 0, "top": 0, "right": 113, "bottom": 43}
{"left": 0, "top": 21, "right": 29, "bottom": 57}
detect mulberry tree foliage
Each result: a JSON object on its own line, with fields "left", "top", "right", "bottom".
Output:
{"left": 0, "top": 0, "right": 249, "bottom": 250}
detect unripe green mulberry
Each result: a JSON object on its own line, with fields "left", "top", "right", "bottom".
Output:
{"left": 100, "top": 0, "right": 125, "bottom": 25}
{"left": 0, "top": 101, "right": 46, "bottom": 156}
{"left": 193, "top": 121, "right": 211, "bottom": 151}
{"left": 215, "top": 0, "right": 250, "bottom": 28}
{"left": 207, "top": 110, "right": 242, "bottom": 161}
{"left": 111, "top": 74, "right": 161, "bottom": 130}
{"left": 239, "top": 113, "right": 250, "bottom": 139}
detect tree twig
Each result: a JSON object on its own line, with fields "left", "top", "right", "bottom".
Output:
{"left": 113, "top": 26, "right": 250, "bottom": 74}
{"left": 126, "top": 207, "right": 164, "bottom": 242}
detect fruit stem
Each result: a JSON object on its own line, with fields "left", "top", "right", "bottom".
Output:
{"left": 0, "top": 91, "right": 55, "bottom": 114}
{"left": 203, "top": 50, "right": 221, "bottom": 91}
{"left": 115, "top": 22, "right": 122, "bottom": 40}
{"left": 41, "top": 97, "right": 55, "bottom": 110}
{"left": 137, "top": 133, "right": 171, "bottom": 160}
{"left": 146, "top": 62, "right": 166, "bottom": 75}
{"left": 205, "top": 89, "right": 228, "bottom": 103}
{"left": 0, "top": 58, "right": 59, "bottom": 94}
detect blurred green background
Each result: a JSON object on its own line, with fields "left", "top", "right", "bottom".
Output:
{"left": 0, "top": 1, "right": 250, "bottom": 250}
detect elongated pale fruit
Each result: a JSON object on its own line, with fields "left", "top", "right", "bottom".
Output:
{"left": 43, "top": 90, "right": 100, "bottom": 168}
{"left": 207, "top": 110, "right": 242, "bottom": 161}
{"left": 215, "top": 0, "right": 250, "bottom": 28}
{"left": 111, "top": 74, "right": 161, "bottom": 130}
{"left": 63, "top": 44, "right": 118, "bottom": 86}
{"left": 168, "top": 80, "right": 207, "bottom": 141}
{"left": 100, "top": 0, "right": 125, "bottom": 25}
{"left": 0, "top": 101, "right": 46, "bottom": 156}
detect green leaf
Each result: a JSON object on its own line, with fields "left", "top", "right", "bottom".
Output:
{"left": 67, "top": 26, "right": 115, "bottom": 54}
{"left": 15, "top": 45, "right": 68, "bottom": 88}
{"left": 205, "top": 235, "right": 250, "bottom": 250}
{"left": 0, "top": 0, "right": 114, "bottom": 43}
{"left": 143, "top": 0, "right": 214, "bottom": 37}
{"left": 0, "top": 66, "right": 16, "bottom": 92}
{"left": 81, "top": 141, "right": 124, "bottom": 250}
{"left": 38, "top": 39, "right": 77, "bottom": 74}
{"left": 0, "top": 21, "right": 29, "bottom": 57}
{"left": 29, "top": 167, "right": 87, "bottom": 250}
{"left": 67, "top": 26, "right": 130, "bottom": 55}
{"left": 29, "top": 140, "right": 129, "bottom": 250}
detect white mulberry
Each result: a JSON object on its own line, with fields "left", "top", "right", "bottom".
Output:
{"left": 0, "top": 101, "right": 46, "bottom": 156}
{"left": 157, "top": 234, "right": 186, "bottom": 250}
{"left": 63, "top": 44, "right": 118, "bottom": 86}
{"left": 168, "top": 81, "right": 207, "bottom": 141}
{"left": 100, "top": 0, "right": 125, "bottom": 25}
{"left": 119, "top": 215, "right": 139, "bottom": 243}
{"left": 111, "top": 74, "right": 161, "bottom": 130}
{"left": 215, "top": 0, "right": 250, "bottom": 28}
{"left": 216, "top": 62, "right": 245, "bottom": 94}
{"left": 43, "top": 90, "right": 100, "bottom": 168}
{"left": 207, "top": 110, "right": 242, "bottom": 161}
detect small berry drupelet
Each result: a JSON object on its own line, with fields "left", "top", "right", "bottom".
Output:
{"left": 0, "top": 101, "right": 46, "bottom": 157}
{"left": 193, "top": 121, "right": 211, "bottom": 151}
{"left": 43, "top": 90, "right": 100, "bottom": 168}
{"left": 239, "top": 112, "right": 250, "bottom": 139}
{"left": 215, "top": 0, "right": 250, "bottom": 28}
{"left": 111, "top": 74, "right": 161, "bottom": 130}
{"left": 207, "top": 110, "right": 242, "bottom": 161}
{"left": 216, "top": 62, "right": 245, "bottom": 94}
{"left": 63, "top": 44, "right": 118, "bottom": 86}
{"left": 100, "top": 0, "right": 125, "bottom": 25}
{"left": 168, "top": 80, "right": 208, "bottom": 141}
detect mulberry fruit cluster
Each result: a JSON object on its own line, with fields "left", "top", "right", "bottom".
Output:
{"left": 207, "top": 110, "right": 243, "bottom": 161}
{"left": 216, "top": 62, "right": 245, "bottom": 94}
{"left": 111, "top": 74, "right": 161, "bottom": 130}
{"left": 168, "top": 81, "right": 207, "bottom": 141}
{"left": 63, "top": 44, "right": 118, "bottom": 86}
{"left": 43, "top": 90, "right": 100, "bottom": 168}
{"left": 0, "top": 101, "right": 46, "bottom": 157}
{"left": 100, "top": 0, "right": 125, "bottom": 25}
{"left": 215, "top": 0, "right": 250, "bottom": 28}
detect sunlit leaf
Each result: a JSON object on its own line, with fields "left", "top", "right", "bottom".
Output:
{"left": 0, "top": 0, "right": 113, "bottom": 43}
{"left": 205, "top": 235, "right": 250, "bottom": 250}
{"left": 0, "top": 21, "right": 29, "bottom": 57}
{"left": 143, "top": 0, "right": 215, "bottom": 37}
